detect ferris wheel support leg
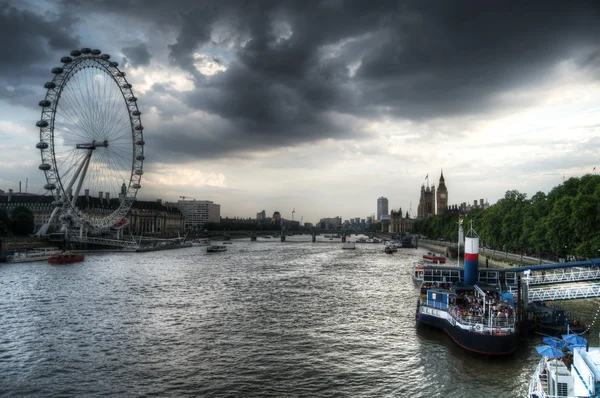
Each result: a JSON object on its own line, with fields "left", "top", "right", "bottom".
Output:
{"left": 36, "top": 206, "right": 62, "bottom": 236}
{"left": 71, "top": 150, "right": 93, "bottom": 208}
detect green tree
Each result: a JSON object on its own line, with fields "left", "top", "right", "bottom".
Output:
{"left": 10, "top": 206, "right": 34, "bottom": 235}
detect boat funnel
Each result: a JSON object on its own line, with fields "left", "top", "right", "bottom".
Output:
{"left": 464, "top": 236, "right": 479, "bottom": 285}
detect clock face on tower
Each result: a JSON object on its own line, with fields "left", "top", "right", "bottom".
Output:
{"left": 440, "top": 194, "right": 446, "bottom": 199}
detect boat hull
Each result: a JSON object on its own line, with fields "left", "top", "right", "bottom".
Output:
{"left": 48, "top": 255, "right": 85, "bottom": 265}
{"left": 417, "top": 312, "right": 518, "bottom": 355}
{"left": 423, "top": 256, "right": 446, "bottom": 264}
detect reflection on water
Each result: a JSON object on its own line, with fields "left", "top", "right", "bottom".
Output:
{"left": 0, "top": 237, "right": 598, "bottom": 396}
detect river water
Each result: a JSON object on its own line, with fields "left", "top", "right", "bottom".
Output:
{"left": 1, "top": 236, "right": 599, "bottom": 397}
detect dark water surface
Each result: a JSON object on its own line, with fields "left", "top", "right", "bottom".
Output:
{"left": 2, "top": 238, "right": 599, "bottom": 397}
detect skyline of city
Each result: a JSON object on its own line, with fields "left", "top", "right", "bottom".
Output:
{"left": 1, "top": 1, "right": 599, "bottom": 224}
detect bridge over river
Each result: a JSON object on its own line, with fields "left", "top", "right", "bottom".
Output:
{"left": 422, "top": 258, "right": 600, "bottom": 303}
{"left": 509, "top": 259, "right": 600, "bottom": 302}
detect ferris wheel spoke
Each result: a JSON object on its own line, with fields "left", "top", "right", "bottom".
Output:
{"left": 96, "top": 151, "right": 129, "bottom": 180}
{"left": 53, "top": 120, "right": 94, "bottom": 144}
{"left": 59, "top": 89, "right": 98, "bottom": 140}
{"left": 56, "top": 90, "right": 96, "bottom": 137}
{"left": 97, "top": 148, "right": 129, "bottom": 179}
{"left": 104, "top": 151, "right": 132, "bottom": 175}
{"left": 105, "top": 122, "right": 132, "bottom": 144}
{"left": 67, "top": 72, "right": 99, "bottom": 137}
{"left": 104, "top": 107, "right": 129, "bottom": 140}
{"left": 79, "top": 68, "right": 105, "bottom": 138}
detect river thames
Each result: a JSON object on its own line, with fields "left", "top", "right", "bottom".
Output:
{"left": 1, "top": 236, "right": 599, "bottom": 397}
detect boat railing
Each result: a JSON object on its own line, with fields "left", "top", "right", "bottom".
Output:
{"left": 451, "top": 312, "right": 516, "bottom": 327}
{"left": 420, "top": 299, "right": 449, "bottom": 311}
{"left": 420, "top": 299, "right": 516, "bottom": 332}
{"left": 528, "top": 357, "right": 549, "bottom": 398}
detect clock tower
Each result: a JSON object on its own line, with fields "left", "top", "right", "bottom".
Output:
{"left": 436, "top": 170, "right": 448, "bottom": 215}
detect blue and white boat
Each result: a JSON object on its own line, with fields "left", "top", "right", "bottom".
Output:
{"left": 529, "top": 334, "right": 599, "bottom": 397}
{"left": 415, "top": 224, "right": 519, "bottom": 355}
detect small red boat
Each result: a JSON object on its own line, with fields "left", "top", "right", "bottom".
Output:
{"left": 423, "top": 252, "right": 446, "bottom": 264}
{"left": 48, "top": 253, "right": 85, "bottom": 265}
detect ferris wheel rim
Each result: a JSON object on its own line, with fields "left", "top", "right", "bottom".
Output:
{"left": 37, "top": 49, "right": 145, "bottom": 230}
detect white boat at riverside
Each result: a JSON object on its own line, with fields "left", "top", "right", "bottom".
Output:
{"left": 342, "top": 242, "right": 356, "bottom": 250}
{"left": 191, "top": 238, "right": 211, "bottom": 247}
{"left": 356, "top": 238, "right": 381, "bottom": 244}
{"left": 413, "top": 263, "right": 425, "bottom": 282}
{"left": 528, "top": 334, "right": 598, "bottom": 397}
{"left": 207, "top": 245, "right": 227, "bottom": 253}
{"left": 4, "top": 247, "right": 62, "bottom": 263}
{"left": 385, "top": 242, "right": 399, "bottom": 252}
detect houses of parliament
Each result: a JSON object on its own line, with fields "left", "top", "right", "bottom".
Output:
{"left": 417, "top": 170, "right": 448, "bottom": 218}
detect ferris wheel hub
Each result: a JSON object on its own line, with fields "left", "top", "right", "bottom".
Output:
{"left": 76, "top": 140, "right": 109, "bottom": 149}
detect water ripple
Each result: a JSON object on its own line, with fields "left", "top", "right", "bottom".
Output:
{"left": 1, "top": 238, "right": 595, "bottom": 397}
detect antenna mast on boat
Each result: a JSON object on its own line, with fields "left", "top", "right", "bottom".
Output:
{"left": 466, "top": 220, "right": 479, "bottom": 238}
{"left": 457, "top": 216, "right": 462, "bottom": 267}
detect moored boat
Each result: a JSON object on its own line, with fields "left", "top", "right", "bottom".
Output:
{"left": 4, "top": 247, "right": 62, "bottom": 263}
{"left": 207, "top": 245, "right": 227, "bottom": 253}
{"left": 528, "top": 334, "right": 596, "bottom": 397}
{"left": 413, "top": 263, "right": 425, "bottom": 282}
{"left": 384, "top": 246, "right": 395, "bottom": 254}
{"left": 416, "top": 283, "right": 518, "bottom": 355}
{"left": 48, "top": 253, "right": 85, "bottom": 264}
{"left": 191, "top": 238, "right": 211, "bottom": 247}
{"left": 415, "top": 225, "right": 519, "bottom": 355}
{"left": 528, "top": 302, "right": 589, "bottom": 336}
{"left": 423, "top": 252, "right": 446, "bottom": 263}
{"left": 342, "top": 242, "right": 356, "bottom": 250}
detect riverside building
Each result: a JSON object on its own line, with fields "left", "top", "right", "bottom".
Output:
{"left": 377, "top": 197, "right": 388, "bottom": 221}
{"left": 176, "top": 199, "right": 220, "bottom": 231}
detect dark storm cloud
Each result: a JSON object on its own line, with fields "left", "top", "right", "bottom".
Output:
{"left": 7, "top": 0, "right": 600, "bottom": 160}
{"left": 0, "top": 2, "right": 79, "bottom": 98}
{"left": 138, "top": 0, "right": 600, "bottom": 160}
{"left": 122, "top": 43, "right": 152, "bottom": 67}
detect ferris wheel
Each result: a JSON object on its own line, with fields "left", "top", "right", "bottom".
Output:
{"left": 36, "top": 47, "right": 144, "bottom": 236}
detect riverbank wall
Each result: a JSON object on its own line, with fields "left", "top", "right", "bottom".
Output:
{"left": 418, "top": 240, "right": 546, "bottom": 269}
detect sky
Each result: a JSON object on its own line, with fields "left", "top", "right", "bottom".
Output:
{"left": 1, "top": 0, "right": 600, "bottom": 224}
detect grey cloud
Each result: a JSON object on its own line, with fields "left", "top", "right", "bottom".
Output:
{"left": 0, "top": 3, "right": 79, "bottom": 103}
{"left": 6, "top": 0, "right": 600, "bottom": 162}
{"left": 122, "top": 43, "right": 152, "bottom": 67}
